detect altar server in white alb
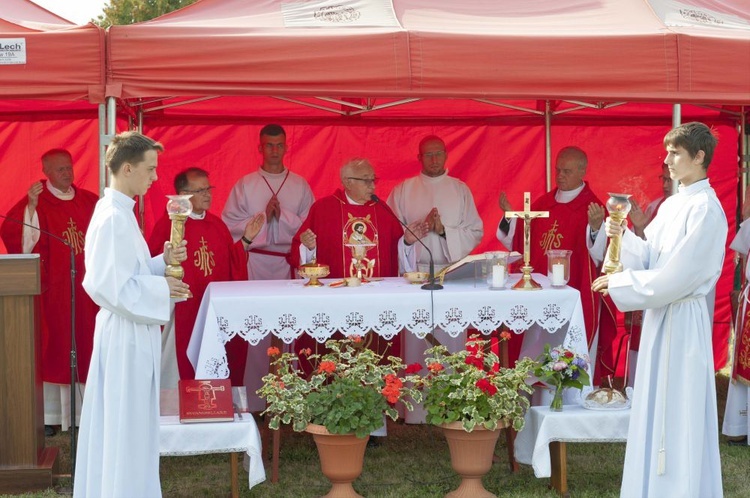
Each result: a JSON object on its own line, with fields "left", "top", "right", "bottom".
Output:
{"left": 74, "top": 132, "right": 190, "bottom": 498}
{"left": 387, "top": 135, "right": 483, "bottom": 422}
{"left": 222, "top": 124, "right": 314, "bottom": 410}
{"left": 722, "top": 189, "right": 750, "bottom": 447}
{"left": 592, "top": 122, "right": 725, "bottom": 498}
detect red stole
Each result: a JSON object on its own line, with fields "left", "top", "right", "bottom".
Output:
{"left": 732, "top": 288, "right": 750, "bottom": 385}
{"left": 291, "top": 189, "right": 403, "bottom": 279}
{"left": 0, "top": 182, "right": 99, "bottom": 383}
{"left": 149, "top": 212, "right": 249, "bottom": 385}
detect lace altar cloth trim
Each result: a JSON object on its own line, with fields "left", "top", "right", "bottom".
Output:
{"left": 188, "top": 276, "right": 586, "bottom": 380}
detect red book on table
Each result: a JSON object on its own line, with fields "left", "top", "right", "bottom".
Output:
{"left": 178, "top": 379, "right": 234, "bottom": 423}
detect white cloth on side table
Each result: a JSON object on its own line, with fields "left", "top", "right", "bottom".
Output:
{"left": 159, "top": 415, "right": 266, "bottom": 489}
{"left": 514, "top": 405, "right": 630, "bottom": 478}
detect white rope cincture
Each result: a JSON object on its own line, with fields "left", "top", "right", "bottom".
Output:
{"left": 657, "top": 304, "right": 673, "bottom": 476}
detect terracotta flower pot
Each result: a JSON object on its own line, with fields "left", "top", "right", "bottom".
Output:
{"left": 306, "top": 423, "right": 369, "bottom": 498}
{"left": 440, "top": 421, "right": 506, "bottom": 498}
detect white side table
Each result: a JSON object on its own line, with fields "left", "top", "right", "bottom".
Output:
{"left": 514, "top": 405, "right": 630, "bottom": 496}
{"left": 159, "top": 415, "right": 266, "bottom": 497}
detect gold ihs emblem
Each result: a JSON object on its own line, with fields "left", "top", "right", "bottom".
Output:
{"left": 63, "top": 219, "right": 86, "bottom": 255}
{"left": 193, "top": 237, "right": 215, "bottom": 277}
{"left": 539, "top": 220, "right": 563, "bottom": 252}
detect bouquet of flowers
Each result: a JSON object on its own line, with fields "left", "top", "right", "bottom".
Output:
{"left": 257, "top": 335, "right": 421, "bottom": 438}
{"left": 532, "top": 344, "right": 590, "bottom": 411}
{"left": 415, "top": 335, "right": 535, "bottom": 432}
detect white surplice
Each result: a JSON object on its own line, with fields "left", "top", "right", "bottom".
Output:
{"left": 74, "top": 188, "right": 171, "bottom": 498}
{"left": 387, "top": 171, "right": 483, "bottom": 423}
{"left": 221, "top": 168, "right": 313, "bottom": 411}
{"left": 387, "top": 172, "right": 483, "bottom": 272}
{"left": 722, "top": 219, "right": 750, "bottom": 441}
{"left": 222, "top": 168, "right": 313, "bottom": 280}
{"left": 607, "top": 179, "right": 725, "bottom": 498}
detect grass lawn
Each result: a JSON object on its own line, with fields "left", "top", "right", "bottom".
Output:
{"left": 4, "top": 374, "right": 749, "bottom": 497}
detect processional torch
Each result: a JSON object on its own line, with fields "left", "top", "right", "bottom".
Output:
{"left": 602, "top": 193, "right": 632, "bottom": 275}
{"left": 165, "top": 194, "right": 193, "bottom": 298}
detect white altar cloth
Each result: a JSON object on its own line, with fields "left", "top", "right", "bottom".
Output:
{"left": 188, "top": 275, "right": 587, "bottom": 379}
{"left": 159, "top": 415, "right": 266, "bottom": 489}
{"left": 514, "top": 405, "right": 630, "bottom": 478}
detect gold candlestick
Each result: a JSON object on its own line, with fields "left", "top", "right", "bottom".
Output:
{"left": 165, "top": 195, "right": 193, "bottom": 298}
{"left": 505, "top": 192, "right": 549, "bottom": 291}
{"left": 602, "top": 193, "right": 632, "bottom": 275}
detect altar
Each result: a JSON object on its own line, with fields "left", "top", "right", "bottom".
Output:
{"left": 187, "top": 274, "right": 588, "bottom": 379}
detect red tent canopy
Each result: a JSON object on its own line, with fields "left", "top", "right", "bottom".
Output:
{"left": 106, "top": 0, "right": 750, "bottom": 102}
{"left": 0, "top": 0, "right": 105, "bottom": 102}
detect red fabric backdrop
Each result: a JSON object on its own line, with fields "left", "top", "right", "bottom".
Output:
{"left": 0, "top": 114, "right": 739, "bottom": 370}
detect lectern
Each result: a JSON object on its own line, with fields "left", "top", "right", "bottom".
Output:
{"left": 0, "top": 255, "right": 59, "bottom": 493}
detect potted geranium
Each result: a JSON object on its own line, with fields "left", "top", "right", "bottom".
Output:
{"left": 532, "top": 343, "right": 590, "bottom": 412}
{"left": 257, "top": 335, "right": 421, "bottom": 498}
{"left": 415, "top": 335, "right": 535, "bottom": 498}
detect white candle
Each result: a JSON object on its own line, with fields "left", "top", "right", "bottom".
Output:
{"left": 491, "top": 265, "right": 505, "bottom": 288}
{"left": 551, "top": 263, "right": 565, "bottom": 286}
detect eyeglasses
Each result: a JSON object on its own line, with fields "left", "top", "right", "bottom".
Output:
{"left": 182, "top": 186, "right": 216, "bottom": 195}
{"left": 346, "top": 177, "right": 379, "bottom": 186}
{"left": 420, "top": 151, "right": 446, "bottom": 159}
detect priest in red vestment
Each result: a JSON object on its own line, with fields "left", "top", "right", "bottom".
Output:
{"left": 148, "top": 168, "right": 264, "bottom": 386}
{"left": 1, "top": 148, "right": 99, "bottom": 433}
{"left": 291, "top": 158, "right": 427, "bottom": 279}
{"left": 497, "top": 146, "right": 621, "bottom": 386}
{"left": 291, "top": 158, "right": 427, "bottom": 359}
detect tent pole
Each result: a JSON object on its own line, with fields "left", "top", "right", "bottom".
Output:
{"left": 545, "top": 100, "right": 552, "bottom": 191}
{"left": 98, "top": 104, "right": 106, "bottom": 197}
{"left": 741, "top": 107, "right": 747, "bottom": 207}
{"left": 671, "top": 104, "right": 681, "bottom": 195}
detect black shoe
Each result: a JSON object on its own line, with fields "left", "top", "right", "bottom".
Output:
{"left": 727, "top": 437, "right": 747, "bottom": 447}
{"left": 44, "top": 425, "right": 57, "bottom": 437}
{"left": 367, "top": 436, "right": 382, "bottom": 448}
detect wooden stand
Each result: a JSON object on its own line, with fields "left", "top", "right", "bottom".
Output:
{"left": 0, "top": 255, "right": 59, "bottom": 493}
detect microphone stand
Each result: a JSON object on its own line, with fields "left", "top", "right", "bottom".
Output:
{"left": 371, "top": 195, "right": 443, "bottom": 291}
{"left": 0, "top": 213, "right": 78, "bottom": 485}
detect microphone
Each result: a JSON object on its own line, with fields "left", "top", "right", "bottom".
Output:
{"left": 370, "top": 194, "right": 443, "bottom": 291}
{"left": 0, "top": 211, "right": 79, "bottom": 484}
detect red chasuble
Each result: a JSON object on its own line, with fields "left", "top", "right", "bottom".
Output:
{"left": 0, "top": 181, "right": 99, "bottom": 383}
{"left": 509, "top": 183, "right": 623, "bottom": 385}
{"left": 290, "top": 189, "right": 405, "bottom": 366}
{"left": 149, "top": 212, "right": 249, "bottom": 385}
{"left": 291, "top": 189, "right": 404, "bottom": 279}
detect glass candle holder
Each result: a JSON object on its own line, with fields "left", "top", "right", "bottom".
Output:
{"left": 546, "top": 249, "right": 571, "bottom": 287}
{"left": 485, "top": 251, "right": 509, "bottom": 289}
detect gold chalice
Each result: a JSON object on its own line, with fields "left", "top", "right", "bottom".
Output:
{"left": 299, "top": 263, "right": 330, "bottom": 287}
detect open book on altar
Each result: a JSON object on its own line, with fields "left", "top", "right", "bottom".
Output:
{"left": 435, "top": 252, "right": 522, "bottom": 282}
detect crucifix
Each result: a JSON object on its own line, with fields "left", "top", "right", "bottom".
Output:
{"left": 504, "top": 192, "right": 549, "bottom": 290}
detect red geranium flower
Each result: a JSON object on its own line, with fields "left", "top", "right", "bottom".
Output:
{"left": 475, "top": 377, "right": 498, "bottom": 396}
{"left": 465, "top": 354, "right": 484, "bottom": 369}
{"left": 500, "top": 330, "right": 512, "bottom": 341}
{"left": 267, "top": 346, "right": 281, "bottom": 356}
{"left": 427, "top": 363, "right": 445, "bottom": 373}
{"left": 317, "top": 361, "right": 336, "bottom": 374}
{"left": 405, "top": 363, "right": 422, "bottom": 374}
{"left": 381, "top": 374, "right": 403, "bottom": 404}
